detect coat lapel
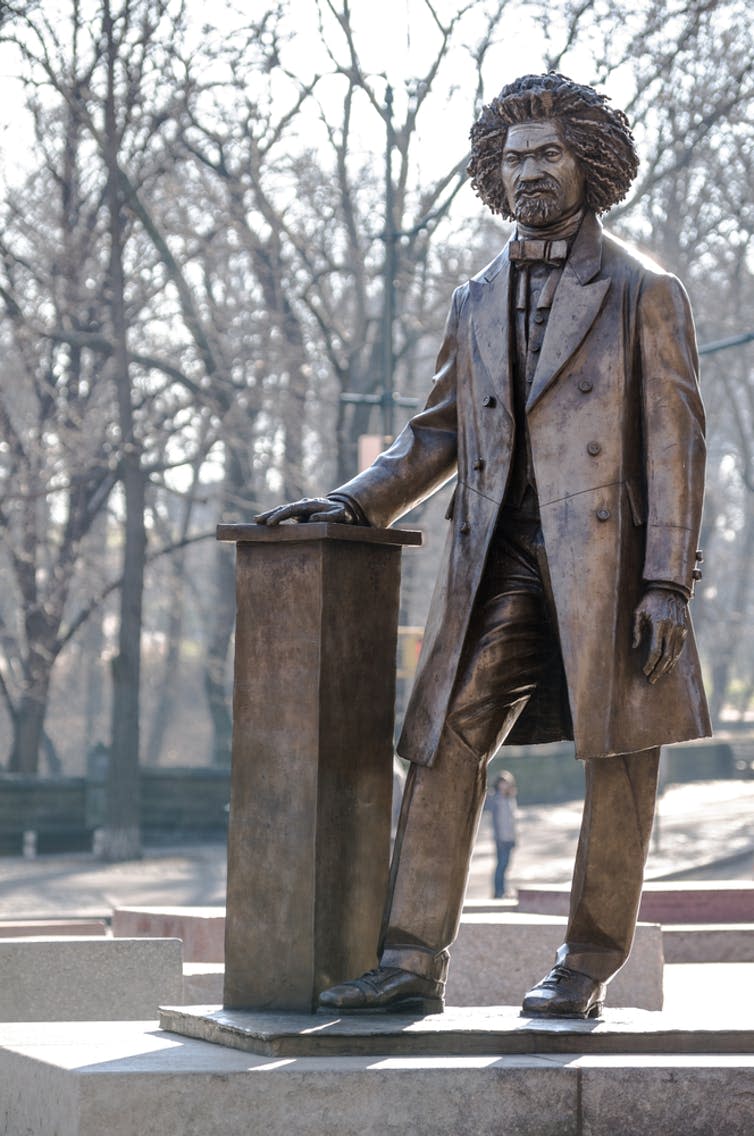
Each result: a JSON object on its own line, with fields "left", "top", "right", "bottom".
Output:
{"left": 468, "top": 247, "right": 514, "bottom": 420}
{"left": 526, "top": 212, "right": 610, "bottom": 412}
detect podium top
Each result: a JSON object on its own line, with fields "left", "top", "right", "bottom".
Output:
{"left": 216, "top": 522, "right": 423, "bottom": 548}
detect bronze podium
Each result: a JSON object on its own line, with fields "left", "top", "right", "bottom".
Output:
{"left": 217, "top": 522, "right": 421, "bottom": 1012}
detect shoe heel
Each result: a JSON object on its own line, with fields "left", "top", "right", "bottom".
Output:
{"left": 421, "top": 997, "right": 444, "bottom": 1014}
{"left": 586, "top": 1002, "right": 603, "bottom": 1019}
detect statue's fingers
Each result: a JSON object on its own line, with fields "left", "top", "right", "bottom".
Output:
{"left": 256, "top": 502, "right": 310, "bottom": 526}
{"left": 254, "top": 506, "right": 288, "bottom": 526}
{"left": 643, "top": 625, "right": 666, "bottom": 682}
{"left": 655, "top": 648, "right": 675, "bottom": 679}
{"left": 664, "top": 625, "right": 689, "bottom": 673}
{"left": 631, "top": 608, "right": 645, "bottom": 649}
{"left": 309, "top": 506, "right": 347, "bottom": 523}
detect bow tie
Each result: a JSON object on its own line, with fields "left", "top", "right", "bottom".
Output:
{"left": 509, "top": 238, "right": 569, "bottom": 267}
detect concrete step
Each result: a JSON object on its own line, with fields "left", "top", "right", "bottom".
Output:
{"left": 517, "top": 880, "right": 754, "bottom": 923}
{"left": 0, "top": 937, "right": 183, "bottom": 1021}
{"left": 2, "top": 1018, "right": 752, "bottom": 1136}
{"left": 183, "top": 962, "right": 224, "bottom": 1003}
{"left": 112, "top": 905, "right": 225, "bottom": 961}
{"left": 663, "top": 923, "right": 754, "bottom": 962}
{"left": 0, "top": 919, "right": 108, "bottom": 938}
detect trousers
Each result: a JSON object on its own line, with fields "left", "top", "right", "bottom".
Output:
{"left": 493, "top": 839, "right": 515, "bottom": 899}
{"left": 380, "top": 512, "right": 660, "bottom": 984}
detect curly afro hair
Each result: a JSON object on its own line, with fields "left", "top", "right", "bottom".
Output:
{"left": 467, "top": 73, "right": 639, "bottom": 218}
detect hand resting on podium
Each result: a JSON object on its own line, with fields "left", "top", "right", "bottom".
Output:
{"left": 255, "top": 495, "right": 364, "bottom": 527}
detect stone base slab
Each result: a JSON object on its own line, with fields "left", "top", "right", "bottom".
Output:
{"left": 2, "top": 1019, "right": 753, "bottom": 1136}
{"left": 160, "top": 1003, "right": 754, "bottom": 1059}
{"left": 0, "top": 938, "right": 183, "bottom": 1021}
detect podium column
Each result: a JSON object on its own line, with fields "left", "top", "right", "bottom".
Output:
{"left": 217, "top": 522, "right": 421, "bottom": 1012}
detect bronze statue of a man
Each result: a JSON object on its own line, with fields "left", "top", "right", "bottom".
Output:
{"left": 258, "top": 73, "right": 710, "bottom": 1018}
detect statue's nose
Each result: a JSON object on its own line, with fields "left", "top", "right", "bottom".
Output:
{"left": 519, "top": 156, "right": 543, "bottom": 180}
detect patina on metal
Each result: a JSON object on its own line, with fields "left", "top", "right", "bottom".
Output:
{"left": 218, "top": 522, "right": 420, "bottom": 1012}
{"left": 257, "top": 73, "right": 710, "bottom": 1019}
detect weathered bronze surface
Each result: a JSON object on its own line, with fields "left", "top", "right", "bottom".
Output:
{"left": 255, "top": 74, "right": 711, "bottom": 1015}
{"left": 218, "top": 523, "right": 420, "bottom": 1012}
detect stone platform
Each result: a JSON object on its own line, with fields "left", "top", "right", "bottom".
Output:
{"left": 1, "top": 1017, "right": 752, "bottom": 1136}
{"left": 161, "top": 1003, "right": 754, "bottom": 1058}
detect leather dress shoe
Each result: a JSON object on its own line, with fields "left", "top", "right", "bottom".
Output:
{"left": 521, "top": 964, "right": 606, "bottom": 1019}
{"left": 318, "top": 967, "right": 444, "bottom": 1014}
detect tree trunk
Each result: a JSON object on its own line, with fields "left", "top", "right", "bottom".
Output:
{"left": 7, "top": 631, "right": 57, "bottom": 775}
{"left": 104, "top": 456, "right": 146, "bottom": 859}
{"left": 100, "top": 0, "right": 143, "bottom": 860}
{"left": 82, "top": 607, "right": 106, "bottom": 757}
{"left": 8, "top": 689, "right": 47, "bottom": 775}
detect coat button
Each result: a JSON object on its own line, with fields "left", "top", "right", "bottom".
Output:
{"left": 695, "top": 549, "right": 704, "bottom": 562}
{"left": 587, "top": 441, "right": 602, "bottom": 456}
{"left": 473, "top": 458, "right": 485, "bottom": 471}
{"left": 578, "top": 378, "right": 593, "bottom": 393}
{"left": 534, "top": 312, "right": 545, "bottom": 324}
{"left": 460, "top": 521, "right": 471, "bottom": 534}
{"left": 596, "top": 507, "right": 611, "bottom": 522}
{"left": 531, "top": 343, "right": 541, "bottom": 353}
{"left": 692, "top": 568, "right": 703, "bottom": 580}
{"left": 482, "top": 395, "right": 496, "bottom": 408}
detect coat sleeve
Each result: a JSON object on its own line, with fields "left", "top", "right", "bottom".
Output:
{"left": 638, "top": 271, "right": 706, "bottom": 595}
{"left": 331, "top": 286, "right": 463, "bottom": 529}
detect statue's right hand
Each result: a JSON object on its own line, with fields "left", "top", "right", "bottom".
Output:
{"left": 255, "top": 497, "right": 358, "bottom": 526}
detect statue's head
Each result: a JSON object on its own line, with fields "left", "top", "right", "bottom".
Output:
{"left": 467, "top": 73, "right": 639, "bottom": 220}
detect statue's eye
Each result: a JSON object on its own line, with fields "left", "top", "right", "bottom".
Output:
{"left": 544, "top": 148, "right": 561, "bottom": 160}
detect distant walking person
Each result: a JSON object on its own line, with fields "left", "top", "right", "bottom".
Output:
{"left": 487, "top": 772, "right": 518, "bottom": 897}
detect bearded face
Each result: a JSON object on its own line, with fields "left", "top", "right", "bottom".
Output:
{"left": 512, "top": 174, "right": 563, "bottom": 225}
{"left": 501, "top": 120, "right": 586, "bottom": 228}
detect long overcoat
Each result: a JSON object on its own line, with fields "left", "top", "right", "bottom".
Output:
{"left": 335, "top": 212, "right": 711, "bottom": 764}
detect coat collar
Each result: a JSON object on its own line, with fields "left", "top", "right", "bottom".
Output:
{"left": 527, "top": 212, "right": 610, "bottom": 410}
{"left": 467, "top": 211, "right": 610, "bottom": 414}
{"left": 562, "top": 209, "right": 603, "bottom": 284}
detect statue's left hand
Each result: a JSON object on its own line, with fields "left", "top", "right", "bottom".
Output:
{"left": 631, "top": 588, "right": 689, "bottom": 684}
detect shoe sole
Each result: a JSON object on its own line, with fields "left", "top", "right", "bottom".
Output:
{"left": 521, "top": 1001, "right": 604, "bottom": 1021}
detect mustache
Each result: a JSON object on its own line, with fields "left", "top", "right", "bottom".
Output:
{"left": 515, "top": 177, "right": 559, "bottom": 200}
